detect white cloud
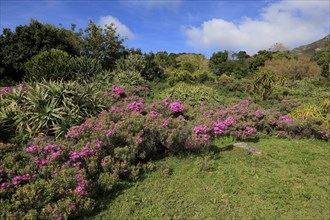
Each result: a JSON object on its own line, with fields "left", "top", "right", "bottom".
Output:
{"left": 183, "top": 1, "right": 329, "bottom": 55}
{"left": 98, "top": 16, "right": 134, "bottom": 39}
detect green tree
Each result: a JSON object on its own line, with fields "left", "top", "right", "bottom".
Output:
{"left": 154, "top": 51, "right": 178, "bottom": 74}
{"left": 248, "top": 50, "right": 273, "bottom": 72}
{"left": 0, "top": 19, "right": 80, "bottom": 81}
{"left": 209, "top": 51, "right": 230, "bottom": 76}
{"left": 312, "top": 48, "right": 330, "bottom": 78}
{"left": 176, "top": 53, "right": 208, "bottom": 73}
{"left": 233, "top": 51, "right": 250, "bottom": 62}
{"left": 81, "top": 20, "right": 126, "bottom": 69}
{"left": 142, "top": 52, "right": 164, "bottom": 81}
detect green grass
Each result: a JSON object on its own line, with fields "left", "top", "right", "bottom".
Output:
{"left": 87, "top": 138, "right": 329, "bottom": 219}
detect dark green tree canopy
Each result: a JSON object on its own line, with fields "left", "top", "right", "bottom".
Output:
{"left": 209, "top": 51, "right": 229, "bottom": 76}
{"left": 0, "top": 19, "right": 81, "bottom": 80}
{"left": 312, "top": 48, "right": 330, "bottom": 78}
{"left": 233, "top": 51, "right": 250, "bottom": 62}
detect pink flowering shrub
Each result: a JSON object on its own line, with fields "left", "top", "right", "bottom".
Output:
{"left": 0, "top": 85, "right": 328, "bottom": 219}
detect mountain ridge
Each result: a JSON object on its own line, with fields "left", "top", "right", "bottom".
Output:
{"left": 291, "top": 34, "right": 330, "bottom": 57}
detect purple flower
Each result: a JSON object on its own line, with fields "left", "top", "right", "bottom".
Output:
{"left": 169, "top": 101, "right": 184, "bottom": 113}
{"left": 149, "top": 111, "right": 158, "bottom": 118}
{"left": 254, "top": 110, "right": 265, "bottom": 118}
{"left": 26, "top": 145, "right": 40, "bottom": 153}
{"left": 70, "top": 204, "right": 77, "bottom": 210}
{"left": 163, "top": 98, "right": 171, "bottom": 106}
{"left": 320, "top": 131, "right": 329, "bottom": 139}
{"left": 224, "top": 117, "right": 235, "bottom": 126}
{"left": 52, "top": 152, "right": 61, "bottom": 157}
{"left": 127, "top": 101, "right": 144, "bottom": 113}
{"left": 202, "top": 134, "right": 210, "bottom": 141}
{"left": 0, "top": 86, "right": 13, "bottom": 95}
{"left": 0, "top": 182, "right": 10, "bottom": 190}
{"left": 245, "top": 126, "right": 256, "bottom": 134}
{"left": 279, "top": 115, "right": 293, "bottom": 123}
{"left": 162, "top": 119, "right": 169, "bottom": 127}
{"left": 193, "top": 125, "right": 210, "bottom": 134}
{"left": 70, "top": 152, "right": 80, "bottom": 161}
{"left": 104, "top": 129, "right": 113, "bottom": 137}
{"left": 112, "top": 85, "right": 126, "bottom": 95}
{"left": 95, "top": 138, "right": 102, "bottom": 148}
{"left": 11, "top": 173, "right": 31, "bottom": 185}
{"left": 135, "top": 136, "right": 143, "bottom": 144}
{"left": 214, "top": 121, "right": 227, "bottom": 130}
{"left": 214, "top": 127, "right": 224, "bottom": 135}
{"left": 218, "top": 110, "right": 227, "bottom": 117}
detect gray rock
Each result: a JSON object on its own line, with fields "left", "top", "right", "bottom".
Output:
{"left": 232, "top": 142, "right": 262, "bottom": 155}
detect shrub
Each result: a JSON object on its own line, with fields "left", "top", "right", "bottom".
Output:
{"left": 124, "top": 86, "right": 151, "bottom": 98}
{"left": 113, "top": 70, "right": 147, "bottom": 87}
{"left": 166, "top": 69, "right": 196, "bottom": 86}
{"left": 24, "top": 49, "right": 72, "bottom": 81}
{"left": 216, "top": 74, "right": 250, "bottom": 92}
{"left": 259, "top": 56, "right": 321, "bottom": 80}
{"left": 287, "top": 77, "right": 330, "bottom": 98}
{"left": 90, "top": 69, "right": 116, "bottom": 91}
{"left": 115, "top": 54, "right": 146, "bottom": 74}
{"left": 175, "top": 54, "right": 209, "bottom": 73}
{"left": 193, "top": 70, "right": 215, "bottom": 83}
{"left": 158, "top": 82, "right": 221, "bottom": 106}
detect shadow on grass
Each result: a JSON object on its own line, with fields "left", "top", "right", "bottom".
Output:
{"left": 83, "top": 148, "right": 169, "bottom": 219}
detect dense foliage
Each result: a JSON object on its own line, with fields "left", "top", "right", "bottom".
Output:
{"left": 0, "top": 20, "right": 80, "bottom": 81}
{"left": 0, "top": 20, "right": 329, "bottom": 219}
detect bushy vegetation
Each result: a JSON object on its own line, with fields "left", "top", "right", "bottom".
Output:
{"left": 0, "top": 20, "right": 329, "bottom": 219}
{"left": 259, "top": 56, "right": 321, "bottom": 80}
{"left": 25, "top": 49, "right": 73, "bottom": 81}
{"left": 0, "top": 80, "right": 104, "bottom": 143}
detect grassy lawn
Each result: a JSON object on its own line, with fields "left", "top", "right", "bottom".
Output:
{"left": 87, "top": 138, "right": 329, "bottom": 219}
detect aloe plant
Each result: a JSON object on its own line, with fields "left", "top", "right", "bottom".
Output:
{"left": 0, "top": 80, "right": 104, "bottom": 143}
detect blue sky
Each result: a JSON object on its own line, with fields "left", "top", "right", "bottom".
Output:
{"left": 1, "top": 0, "right": 329, "bottom": 56}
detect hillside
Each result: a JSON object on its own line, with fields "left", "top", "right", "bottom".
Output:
{"left": 291, "top": 34, "right": 330, "bottom": 57}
